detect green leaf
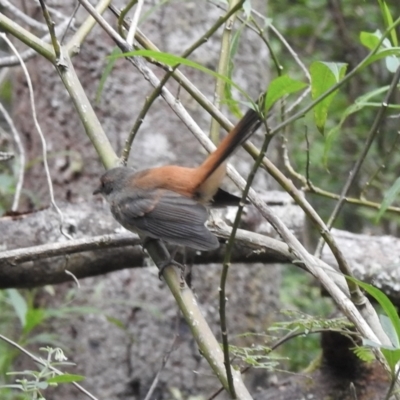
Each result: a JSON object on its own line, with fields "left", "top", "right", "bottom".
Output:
{"left": 378, "top": 0, "right": 398, "bottom": 47}
{"left": 310, "top": 61, "right": 347, "bottom": 134}
{"left": 23, "top": 308, "right": 45, "bottom": 335}
{"left": 264, "top": 75, "right": 307, "bottom": 112}
{"left": 347, "top": 277, "right": 400, "bottom": 346}
{"left": 360, "top": 30, "right": 400, "bottom": 72}
{"left": 375, "top": 177, "right": 400, "bottom": 222}
{"left": 380, "top": 314, "right": 400, "bottom": 348}
{"left": 96, "top": 47, "right": 121, "bottom": 104}
{"left": 6, "top": 289, "right": 27, "bottom": 328}
{"left": 47, "top": 374, "right": 85, "bottom": 384}
{"left": 364, "top": 47, "right": 400, "bottom": 68}
{"left": 362, "top": 338, "right": 381, "bottom": 349}
{"left": 36, "top": 381, "right": 49, "bottom": 390}
{"left": 106, "top": 316, "right": 126, "bottom": 330}
{"left": 385, "top": 54, "right": 400, "bottom": 73}
{"left": 109, "top": 49, "right": 251, "bottom": 103}
{"left": 381, "top": 348, "right": 400, "bottom": 374}
{"left": 243, "top": 0, "right": 252, "bottom": 18}
{"left": 352, "top": 280, "right": 400, "bottom": 373}
{"left": 352, "top": 345, "right": 375, "bottom": 362}
{"left": 360, "top": 31, "right": 383, "bottom": 50}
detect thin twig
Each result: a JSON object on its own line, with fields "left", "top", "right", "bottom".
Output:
{"left": 0, "top": 0, "right": 48, "bottom": 31}
{"left": 211, "top": 0, "right": 311, "bottom": 117}
{"left": 0, "top": 19, "right": 70, "bottom": 67}
{"left": 112, "top": 0, "right": 245, "bottom": 163}
{"left": 250, "top": 17, "right": 283, "bottom": 76}
{"left": 65, "top": 269, "right": 81, "bottom": 288}
{"left": 207, "top": 327, "right": 356, "bottom": 400}
{"left": 360, "top": 131, "right": 400, "bottom": 199}
{"left": 67, "top": 0, "right": 112, "bottom": 56}
{"left": 219, "top": 103, "right": 266, "bottom": 399}
{"left": 384, "top": 363, "right": 400, "bottom": 400}
{"left": 60, "top": 2, "right": 80, "bottom": 44}
{"left": 268, "top": 23, "right": 311, "bottom": 83}
{"left": 126, "top": 0, "right": 143, "bottom": 46}
{"left": 283, "top": 153, "right": 400, "bottom": 216}
{"left": 209, "top": 0, "right": 243, "bottom": 146}
{"left": 349, "top": 383, "right": 358, "bottom": 400}
{"left": 0, "top": 102, "right": 25, "bottom": 212}
{"left": 38, "top": 0, "right": 62, "bottom": 62}
{"left": 143, "top": 336, "right": 179, "bottom": 400}
{"left": 0, "top": 33, "right": 72, "bottom": 240}
{"left": 78, "top": 0, "right": 127, "bottom": 49}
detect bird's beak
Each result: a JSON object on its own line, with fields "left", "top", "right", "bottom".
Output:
{"left": 93, "top": 185, "right": 102, "bottom": 195}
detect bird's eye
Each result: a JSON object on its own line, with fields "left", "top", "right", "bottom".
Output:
{"left": 102, "top": 181, "right": 113, "bottom": 195}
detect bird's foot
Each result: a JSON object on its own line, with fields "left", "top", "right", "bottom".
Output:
{"left": 142, "top": 238, "right": 185, "bottom": 280}
{"left": 158, "top": 258, "right": 185, "bottom": 280}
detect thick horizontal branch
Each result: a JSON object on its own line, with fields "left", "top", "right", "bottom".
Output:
{"left": 0, "top": 196, "right": 301, "bottom": 288}
{"left": 0, "top": 223, "right": 295, "bottom": 288}
{"left": 1, "top": 233, "right": 141, "bottom": 264}
{"left": 1, "top": 199, "right": 400, "bottom": 302}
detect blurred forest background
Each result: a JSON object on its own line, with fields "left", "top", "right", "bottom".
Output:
{"left": 0, "top": 0, "right": 400, "bottom": 399}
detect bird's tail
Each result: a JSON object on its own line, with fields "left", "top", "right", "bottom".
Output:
{"left": 194, "top": 108, "right": 261, "bottom": 200}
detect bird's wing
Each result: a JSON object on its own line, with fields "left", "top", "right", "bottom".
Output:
{"left": 112, "top": 189, "right": 219, "bottom": 251}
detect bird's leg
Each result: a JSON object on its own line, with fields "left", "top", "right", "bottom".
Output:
{"left": 157, "top": 245, "right": 185, "bottom": 280}
{"left": 142, "top": 238, "right": 185, "bottom": 279}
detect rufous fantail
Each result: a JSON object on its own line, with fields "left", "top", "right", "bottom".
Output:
{"left": 93, "top": 108, "right": 261, "bottom": 250}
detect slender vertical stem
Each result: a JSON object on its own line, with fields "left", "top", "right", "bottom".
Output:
{"left": 210, "top": 0, "right": 242, "bottom": 144}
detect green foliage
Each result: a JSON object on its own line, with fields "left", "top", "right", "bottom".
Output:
{"left": 378, "top": 0, "right": 398, "bottom": 47}
{"left": 266, "top": 0, "right": 400, "bottom": 229}
{"left": 0, "top": 347, "right": 81, "bottom": 400}
{"left": 0, "top": 289, "right": 97, "bottom": 399}
{"left": 360, "top": 30, "right": 400, "bottom": 71}
{"left": 310, "top": 61, "right": 347, "bottom": 134}
{"left": 277, "top": 267, "right": 336, "bottom": 370}
{"left": 228, "top": 268, "right": 348, "bottom": 372}
{"left": 280, "top": 266, "right": 334, "bottom": 317}
{"left": 46, "top": 374, "right": 84, "bottom": 384}
{"left": 264, "top": 75, "right": 307, "bottom": 112}
{"left": 352, "top": 345, "right": 375, "bottom": 363}
{"left": 0, "top": 173, "right": 16, "bottom": 215}
{"left": 231, "top": 309, "right": 353, "bottom": 373}
{"left": 346, "top": 276, "right": 400, "bottom": 381}
{"left": 110, "top": 49, "right": 254, "bottom": 104}
{"left": 0, "top": 78, "right": 12, "bottom": 105}
{"left": 229, "top": 342, "right": 285, "bottom": 370}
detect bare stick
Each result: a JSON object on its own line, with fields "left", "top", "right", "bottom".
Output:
{"left": 0, "top": 33, "right": 72, "bottom": 240}
{"left": 126, "top": 0, "right": 143, "bottom": 46}
{"left": 0, "top": 102, "right": 25, "bottom": 211}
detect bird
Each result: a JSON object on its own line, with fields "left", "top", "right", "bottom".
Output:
{"left": 93, "top": 108, "right": 261, "bottom": 253}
